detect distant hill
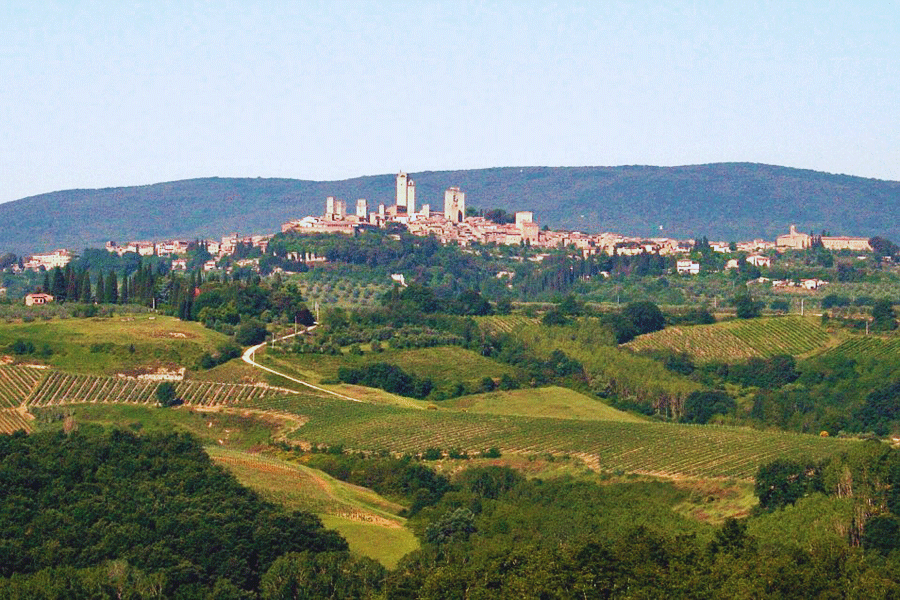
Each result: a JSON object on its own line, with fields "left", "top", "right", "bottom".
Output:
{"left": 1, "top": 163, "right": 898, "bottom": 255}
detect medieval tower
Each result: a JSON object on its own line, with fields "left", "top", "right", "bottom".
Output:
{"left": 444, "top": 187, "right": 465, "bottom": 223}
{"left": 396, "top": 172, "right": 416, "bottom": 214}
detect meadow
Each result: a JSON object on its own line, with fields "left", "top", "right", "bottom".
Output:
{"left": 263, "top": 345, "right": 522, "bottom": 388}
{"left": 0, "top": 314, "right": 228, "bottom": 374}
{"left": 206, "top": 447, "right": 419, "bottom": 568}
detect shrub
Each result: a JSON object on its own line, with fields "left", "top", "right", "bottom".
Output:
{"left": 155, "top": 382, "right": 181, "bottom": 407}
{"left": 235, "top": 319, "right": 268, "bottom": 345}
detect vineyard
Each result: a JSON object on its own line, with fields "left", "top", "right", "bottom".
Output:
{"left": 25, "top": 371, "right": 289, "bottom": 408}
{"left": 820, "top": 335, "right": 900, "bottom": 362}
{"left": 625, "top": 316, "right": 832, "bottom": 362}
{"left": 0, "top": 409, "right": 32, "bottom": 434}
{"left": 0, "top": 365, "right": 45, "bottom": 408}
{"left": 477, "top": 315, "right": 541, "bottom": 335}
{"left": 237, "top": 394, "right": 851, "bottom": 480}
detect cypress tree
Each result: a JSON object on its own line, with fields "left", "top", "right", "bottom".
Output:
{"left": 42, "top": 271, "right": 50, "bottom": 294}
{"left": 65, "top": 265, "right": 78, "bottom": 301}
{"left": 51, "top": 267, "right": 67, "bottom": 301}
{"left": 80, "top": 272, "right": 92, "bottom": 303}
{"left": 96, "top": 273, "right": 105, "bottom": 303}
{"left": 120, "top": 275, "right": 128, "bottom": 304}
{"left": 106, "top": 271, "right": 118, "bottom": 304}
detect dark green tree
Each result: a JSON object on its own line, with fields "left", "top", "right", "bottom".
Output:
{"left": 623, "top": 301, "right": 665, "bottom": 335}
{"left": 155, "top": 381, "right": 179, "bottom": 407}
{"left": 872, "top": 299, "right": 897, "bottom": 331}
{"left": 732, "top": 290, "right": 762, "bottom": 319}
{"left": 50, "top": 266, "right": 66, "bottom": 301}
{"left": 754, "top": 458, "right": 821, "bottom": 511}
{"left": 235, "top": 320, "right": 268, "bottom": 345}
{"left": 105, "top": 271, "right": 118, "bottom": 304}
{"left": 683, "top": 390, "right": 735, "bottom": 424}
{"left": 95, "top": 272, "right": 105, "bottom": 303}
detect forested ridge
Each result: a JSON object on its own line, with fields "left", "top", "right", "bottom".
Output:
{"left": 2, "top": 163, "right": 899, "bottom": 254}
{"left": 0, "top": 428, "right": 361, "bottom": 598}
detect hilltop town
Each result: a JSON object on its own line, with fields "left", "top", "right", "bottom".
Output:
{"left": 10, "top": 171, "right": 876, "bottom": 280}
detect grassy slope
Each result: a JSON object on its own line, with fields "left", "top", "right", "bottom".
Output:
{"left": 31, "top": 404, "right": 281, "bottom": 451}
{"left": 206, "top": 447, "right": 418, "bottom": 569}
{"left": 0, "top": 315, "right": 228, "bottom": 374}
{"left": 262, "top": 345, "right": 520, "bottom": 384}
{"left": 624, "top": 315, "right": 834, "bottom": 363}
{"left": 443, "top": 386, "right": 646, "bottom": 423}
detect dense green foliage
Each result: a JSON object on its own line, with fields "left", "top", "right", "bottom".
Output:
{"left": 0, "top": 429, "right": 348, "bottom": 596}
{"left": 382, "top": 461, "right": 900, "bottom": 598}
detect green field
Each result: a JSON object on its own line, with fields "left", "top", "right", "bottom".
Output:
{"left": 263, "top": 345, "right": 522, "bottom": 387}
{"left": 237, "top": 393, "right": 852, "bottom": 480}
{"left": 206, "top": 447, "right": 418, "bottom": 568}
{"left": 442, "top": 386, "right": 646, "bottom": 423}
{"left": 624, "top": 316, "right": 833, "bottom": 362}
{"left": 0, "top": 315, "right": 229, "bottom": 374}
{"left": 31, "top": 403, "right": 284, "bottom": 450}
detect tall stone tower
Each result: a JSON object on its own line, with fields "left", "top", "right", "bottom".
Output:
{"left": 444, "top": 187, "right": 465, "bottom": 223}
{"left": 356, "top": 199, "right": 368, "bottom": 218}
{"left": 396, "top": 172, "right": 408, "bottom": 208}
{"left": 396, "top": 171, "right": 416, "bottom": 214}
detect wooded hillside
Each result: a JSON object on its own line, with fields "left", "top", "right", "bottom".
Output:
{"left": 2, "top": 163, "right": 898, "bottom": 254}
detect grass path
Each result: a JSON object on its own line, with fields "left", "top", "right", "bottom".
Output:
{"left": 241, "top": 331, "right": 362, "bottom": 403}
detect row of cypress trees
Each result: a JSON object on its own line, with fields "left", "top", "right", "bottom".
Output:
{"left": 41, "top": 263, "right": 162, "bottom": 306}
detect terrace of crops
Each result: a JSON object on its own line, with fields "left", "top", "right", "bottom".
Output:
{"left": 623, "top": 316, "right": 833, "bottom": 362}
{"left": 237, "top": 392, "right": 853, "bottom": 480}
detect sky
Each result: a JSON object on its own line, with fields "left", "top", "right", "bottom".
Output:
{"left": 1, "top": 1, "right": 899, "bottom": 204}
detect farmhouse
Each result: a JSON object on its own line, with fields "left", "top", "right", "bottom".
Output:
{"left": 24, "top": 293, "right": 54, "bottom": 306}
{"left": 747, "top": 254, "right": 772, "bottom": 267}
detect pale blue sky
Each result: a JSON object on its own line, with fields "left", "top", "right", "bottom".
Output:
{"left": 1, "top": 1, "right": 898, "bottom": 204}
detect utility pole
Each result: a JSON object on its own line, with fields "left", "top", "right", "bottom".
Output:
{"left": 801, "top": 298, "right": 804, "bottom": 317}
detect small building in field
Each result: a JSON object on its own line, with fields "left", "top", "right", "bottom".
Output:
{"left": 25, "top": 293, "right": 54, "bottom": 306}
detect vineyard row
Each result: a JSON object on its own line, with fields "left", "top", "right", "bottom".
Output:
{"left": 25, "top": 371, "right": 290, "bottom": 408}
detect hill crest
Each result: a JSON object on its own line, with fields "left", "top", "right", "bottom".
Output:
{"left": 1, "top": 163, "right": 898, "bottom": 255}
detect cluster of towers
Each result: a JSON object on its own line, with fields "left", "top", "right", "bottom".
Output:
{"left": 324, "top": 171, "right": 467, "bottom": 225}
{"left": 395, "top": 171, "right": 466, "bottom": 223}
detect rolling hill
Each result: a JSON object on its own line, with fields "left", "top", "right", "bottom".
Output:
{"left": 2, "top": 163, "right": 898, "bottom": 254}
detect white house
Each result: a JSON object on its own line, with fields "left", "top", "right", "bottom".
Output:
{"left": 676, "top": 259, "right": 700, "bottom": 275}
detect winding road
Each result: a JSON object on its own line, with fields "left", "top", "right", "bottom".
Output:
{"left": 241, "top": 327, "right": 362, "bottom": 403}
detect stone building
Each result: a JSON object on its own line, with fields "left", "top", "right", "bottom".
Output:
{"left": 396, "top": 172, "right": 416, "bottom": 214}
{"left": 444, "top": 187, "right": 466, "bottom": 223}
{"left": 776, "top": 225, "right": 812, "bottom": 250}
